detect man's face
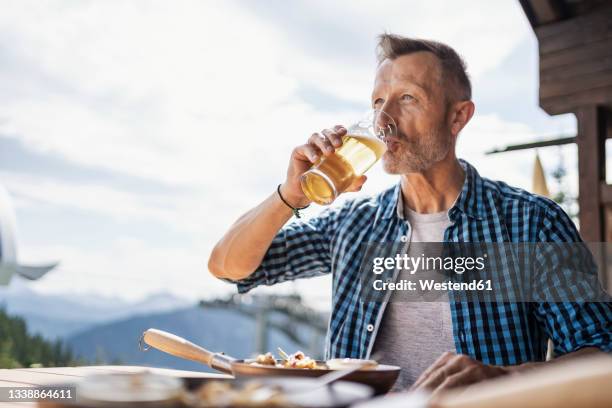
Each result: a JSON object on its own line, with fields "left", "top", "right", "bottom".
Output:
{"left": 372, "top": 52, "right": 454, "bottom": 174}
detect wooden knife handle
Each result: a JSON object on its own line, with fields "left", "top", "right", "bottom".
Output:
{"left": 141, "top": 328, "right": 221, "bottom": 369}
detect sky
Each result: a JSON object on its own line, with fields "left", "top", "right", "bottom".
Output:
{"left": 0, "top": 0, "right": 579, "bottom": 310}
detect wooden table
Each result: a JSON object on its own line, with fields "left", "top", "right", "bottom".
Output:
{"left": 2, "top": 357, "right": 611, "bottom": 408}
{"left": 0, "top": 365, "right": 230, "bottom": 408}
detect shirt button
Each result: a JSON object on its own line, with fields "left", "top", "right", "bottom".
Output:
{"left": 367, "top": 324, "right": 374, "bottom": 332}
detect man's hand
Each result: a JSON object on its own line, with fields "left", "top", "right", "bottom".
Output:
{"left": 280, "top": 125, "right": 368, "bottom": 208}
{"left": 411, "top": 352, "right": 509, "bottom": 397}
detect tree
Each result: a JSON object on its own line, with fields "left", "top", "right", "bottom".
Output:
{"left": 550, "top": 147, "right": 578, "bottom": 223}
{"left": 0, "top": 307, "right": 80, "bottom": 368}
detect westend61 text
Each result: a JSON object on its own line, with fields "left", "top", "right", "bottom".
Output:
{"left": 373, "top": 279, "right": 493, "bottom": 292}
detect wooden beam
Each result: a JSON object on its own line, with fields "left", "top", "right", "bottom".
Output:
{"left": 535, "top": 3, "right": 612, "bottom": 39}
{"left": 530, "top": 0, "right": 566, "bottom": 25}
{"left": 539, "top": 37, "right": 612, "bottom": 72}
{"left": 535, "top": 6, "right": 612, "bottom": 52}
{"left": 576, "top": 106, "right": 606, "bottom": 241}
{"left": 600, "top": 183, "right": 612, "bottom": 205}
{"left": 540, "top": 56, "right": 612, "bottom": 83}
{"left": 541, "top": 85, "right": 612, "bottom": 115}
{"left": 538, "top": 24, "right": 612, "bottom": 56}
{"left": 486, "top": 136, "right": 575, "bottom": 155}
{"left": 540, "top": 72, "right": 612, "bottom": 99}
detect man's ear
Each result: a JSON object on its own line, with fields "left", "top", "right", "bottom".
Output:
{"left": 450, "top": 100, "right": 475, "bottom": 137}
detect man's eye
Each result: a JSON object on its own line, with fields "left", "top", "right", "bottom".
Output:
{"left": 401, "top": 94, "right": 414, "bottom": 102}
{"left": 373, "top": 98, "right": 384, "bottom": 106}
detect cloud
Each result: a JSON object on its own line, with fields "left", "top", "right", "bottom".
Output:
{"left": 1, "top": 0, "right": 297, "bottom": 185}
{"left": 0, "top": 0, "right": 531, "bottom": 189}
{"left": 20, "top": 237, "right": 232, "bottom": 302}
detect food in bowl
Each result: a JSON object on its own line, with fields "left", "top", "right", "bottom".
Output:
{"left": 255, "top": 352, "right": 277, "bottom": 366}
{"left": 281, "top": 351, "right": 319, "bottom": 369}
{"left": 252, "top": 350, "right": 379, "bottom": 371}
{"left": 252, "top": 350, "right": 322, "bottom": 369}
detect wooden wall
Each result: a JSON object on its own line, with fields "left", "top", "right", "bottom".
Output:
{"left": 534, "top": 5, "right": 612, "bottom": 115}
{"left": 520, "top": 0, "right": 612, "bottom": 288}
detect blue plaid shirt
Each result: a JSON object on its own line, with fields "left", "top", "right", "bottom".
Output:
{"left": 229, "top": 160, "right": 612, "bottom": 364}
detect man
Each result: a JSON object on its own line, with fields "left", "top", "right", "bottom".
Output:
{"left": 208, "top": 34, "right": 611, "bottom": 393}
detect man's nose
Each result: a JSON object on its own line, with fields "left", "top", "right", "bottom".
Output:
{"left": 374, "top": 107, "right": 397, "bottom": 138}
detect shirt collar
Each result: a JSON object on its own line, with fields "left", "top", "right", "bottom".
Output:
{"left": 396, "top": 187, "right": 406, "bottom": 220}
{"left": 381, "top": 159, "right": 486, "bottom": 221}
{"left": 452, "top": 159, "right": 486, "bottom": 220}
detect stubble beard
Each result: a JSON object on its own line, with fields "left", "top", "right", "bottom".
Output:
{"left": 382, "top": 125, "right": 453, "bottom": 174}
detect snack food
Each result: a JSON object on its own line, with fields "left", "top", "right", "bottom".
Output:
{"left": 281, "top": 351, "right": 319, "bottom": 369}
{"left": 252, "top": 350, "right": 323, "bottom": 369}
{"left": 255, "top": 352, "right": 276, "bottom": 366}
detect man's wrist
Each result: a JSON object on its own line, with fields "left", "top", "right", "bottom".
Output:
{"left": 279, "top": 183, "right": 311, "bottom": 209}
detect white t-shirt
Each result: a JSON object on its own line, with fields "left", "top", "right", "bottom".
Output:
{"left": 372, "top": 199, "right": 456, "bottom": 391}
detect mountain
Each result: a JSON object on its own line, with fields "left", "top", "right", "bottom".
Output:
{"left": 0, "top": 278, "right": 192, "bottom": 339}
{"left": 66, "top": 305, "right": 326, "bottom": 371}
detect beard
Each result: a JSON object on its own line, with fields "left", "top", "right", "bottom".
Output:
{"left": 382, "top": 124, "right": 453, "bottom": 174}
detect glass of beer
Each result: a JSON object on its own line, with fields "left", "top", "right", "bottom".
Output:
{"left": 300, "top": 109, "right": 395, "bottom": 205}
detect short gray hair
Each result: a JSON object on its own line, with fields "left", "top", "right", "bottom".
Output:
{"left": 376, "top": 34, "right": 472, "bottom": 102}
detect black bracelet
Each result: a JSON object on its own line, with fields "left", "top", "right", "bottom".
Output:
{"left": 277, "top": 184, "right": 310, "bottom": 218}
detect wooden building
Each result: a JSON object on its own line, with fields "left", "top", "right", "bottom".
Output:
{"left": 519, "top": 0, "right": 612, "bottom": 289}
{"left": 519, "top": 0, "right": 612, "bottom": 242}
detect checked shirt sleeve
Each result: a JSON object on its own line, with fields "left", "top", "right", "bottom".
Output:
{"left": 226, "top": 203, "right": 346, "bottom": 294}
{"left": 533, "top": 203, "right": 612, "bottom": 355}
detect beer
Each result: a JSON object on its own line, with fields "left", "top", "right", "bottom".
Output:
{"left": 301, "top": 134, "right": 387, "bottom": 205}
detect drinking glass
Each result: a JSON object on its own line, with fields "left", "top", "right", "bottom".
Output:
{"left": 300, "top": 109, "right": 396, "bottom": 205}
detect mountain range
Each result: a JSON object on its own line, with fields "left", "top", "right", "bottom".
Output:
{"left": 65, "top": 305, "right": 325, "bottom": 370}
{"left": 0, "top": 278, "right": 193, "bottom": 338}
{"left": 0, "top": 279, "right": 327, "bottom": 369}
